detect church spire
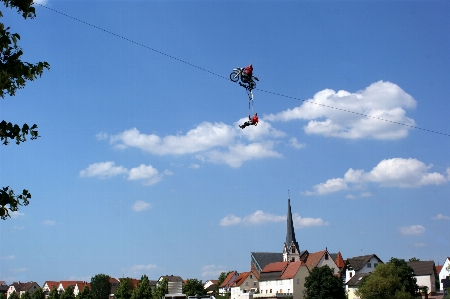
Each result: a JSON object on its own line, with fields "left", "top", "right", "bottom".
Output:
{"left": 286, "top": 196, "right": 299, "bottom": 252}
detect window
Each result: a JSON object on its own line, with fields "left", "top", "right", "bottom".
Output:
{"left": 292, "top": 247, "right": 296, "bottom": 253}
{"left": 325, "top": 253, "right": 329, "bottom": 260}
{"left": 253, "top": 282, "right": 256, "bottom": 286}
{"left": 245, "top": 282, "right": 248, "bottom": 286}
{"left": 280, "top": 289, "right": 282, "bottom": 294}
{"left": 291, "top": 257, "right": 295, "bottom": 262}
{"left": 250, "top": 274, "right": 252, "bottom": 278}
{"left": 296, "top": 279, "right": 299, "bottom": 284}
{"left": 367, "top": 263, "right": 372, "bottom": 268}
{"left": 349, "top": 272, "right": 353, "bottom": 278}
{"left": 270, "top": 289, "right": 272, "bottom": 293}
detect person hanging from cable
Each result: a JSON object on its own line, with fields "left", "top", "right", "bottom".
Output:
{"left": 239, "top": 113, "right": 259, "bottom": 129}
{"left": 238, "top": 63, "right": 258, "bottom": 90}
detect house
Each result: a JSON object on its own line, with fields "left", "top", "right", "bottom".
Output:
{"left": 256, "top": 261, "right": 309, "bottom": 299}
{"left": 0, "top": 282, "right": 8, "bottom": 295}
{"left": 345, "top": 254, "right": 383, "bottom": 283}
{"left": 219, "top": 271, "right": 239, "bottom": 296}
{"left": 303, "top": 249, "right": 339, "bottom": 274}
{"left": 42, "top": 281, "right": 59, "bottom": 297}
{"left": 439, "top": 257, "right": 450, "bottom": 291}
{"left": 109, "top": 278, "right": 120, "bottom": 299}
{"left": 73, "top": 282, "right": 90, "bottom": 296}
{"left": 157, "top": 275, "right": 183, "bottom": 295}
{"left": 407, "top": 261, "right": 437, "bottom": 294}
{"left": 7, "top": 282, "right": 40, "bottom": 299}
{"left": 58, "top": 281, "right": 89, "bottom": 295}
{"left": 203, "top": 280, "right": 219, "bottom": 295}
{"left": 230, "top": 272, "right": 258, "bottom": 299}
{"left": 330, "top": 252, "right": 345, "bottom": 276}
{"left": 345, "top": 273, "right": 369, "bottom": 299}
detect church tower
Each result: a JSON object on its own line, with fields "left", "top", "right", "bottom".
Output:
{"left": 283, "top": 197, "right": 300, "bottom": 262}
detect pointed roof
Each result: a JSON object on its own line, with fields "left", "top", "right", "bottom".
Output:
{"left": 230, "top": 272, "right": 251, "bottom": 287}
{"left": 334, "top": 252, "right": 345, "bottom": 269}
{"left": 261, "top": 262, "right": 289, "bottom": 273}
{"left": 219, "top": 271, "right": 237, "bottom": 288}
{"left": 304, "top": 250, "right": 327, "bottom": 269}
{"left": 347, "top": 254, "right": 383, "bottom": 271}
{"left": 279, "top": 261, "right": 307, "bottom": 279}
{"left": 285, "top": 198, "right": 299, "bottom": 251}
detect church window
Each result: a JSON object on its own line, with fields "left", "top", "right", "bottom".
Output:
{"left": 291, "top": 257, "right": 295, "bottom": 262}
{"left": 292, "top": 247, "right": 295, "bottom": 253}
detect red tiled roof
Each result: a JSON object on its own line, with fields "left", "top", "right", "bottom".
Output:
{"left": 436, "top": 265, "right": 443, "bottom": 274}
{"left": 231, "top": 272, "right": 250, "bottom": 287}
{"left": 305, "top": 250, "right": 326, "bottom": 269}
{"left": 334, "top": 252, "right": 345, "bottom": 269}
{"left": 261, "top": 262, "right": 289, "bottom": 273}
{"left": 130, "top": 279, "right": 140, "bottom": 289}
{"left": 219, "top": 271, "right": 237, "bottom": 288}
{"left": 44, "top": 282, "right": 59, "bottom": 289}
{"left": 76, "top": 282, "right": 90, "bottom": 291}
{"left": 279, "top": 261, "right": 306, "bottom": 279}
{"left": 110, "top": 278, "right": 119, "bottom": 284}
{"left": 60, "top": 281, "right": 83, "bottom": 290}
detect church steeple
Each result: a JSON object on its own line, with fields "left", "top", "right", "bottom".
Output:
{"left": 283, "top": 196, "right": 300, "bottom": 262}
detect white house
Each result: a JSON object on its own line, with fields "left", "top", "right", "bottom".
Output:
{"left": 345, "top": 273, "right": 369, "bottom": 299}
{"left": 7, "top": 282, "right": 40, "bottom": 299}
{"left": 439, "top": 257, "right": 450, "bottom": 291}
{"left": 407, "top": 261, "right": 437, "bottom": 294}
{"left": 345, "top": 254, "right": 383, "bottom": 284}
{"left": 230, "top": 272, "right": 258, "bottom": 299}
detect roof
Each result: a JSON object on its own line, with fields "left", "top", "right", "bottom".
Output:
{"left": 261, "top": 262, "right": 289, "bottom": 273}
{"left": 75, "top": 282, "right": 90, "bottom": 291}
{"left": 219, "top": 271, "right": 237, "bottom": 288}
{"left": 60, "top": 281, "right": 83, "bottom": 290}
{"left": 347, "top": 254, "right": 382, "bottom": 271}
{"left": 10, "top": 282, "right": 38, "bottom": 292}
{"left": 285, "top": 198, "right": 299, "bottom": 251}
{"left": 43, "top": 282, "right": 59, "bottom": 289}
{"left": 251, "top": 252, "right": 283, "bottom": 272}
{"left": 110, "top": 278, "right": 120, "bottom": 285}
{"left": 160, "top": 276, "right": 183, "bottom": 283}
{"left": 436, "top": 265, "right": 443, "bottom": 274}
{"left": 332, "top": 252, "right": 345, "bottom": 269}
{"left": 346, "top": 273, "right": 370, "bottom": 287}
{"left": 231, "top": 272, "right": 250, "bottom": 287}
{"left": 279, "top": 261, "right": 306, "bottom": 279}
{"left": 305, "top": 250, "right": 326, "bottom": 269}
{"left": 407, "top": 261, "right": 436, "bottom": 276}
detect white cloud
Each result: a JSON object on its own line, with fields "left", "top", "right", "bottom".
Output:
{"left": 288, "top": 137, "right": 305, "bottom": 149}
{"left": 106, "top": 121, "right": 285, "bottom": 168}
{"left": 79, "top": 161, "right": 128, "bottom": 178}
{"left": 1, "top": 255, "right": 15, "bottom": 260}
{"left": 95, "top": 132, "right": 108, "bottom": 140}
{"left": 201, "top": 265, "right": 227, "bottom": 278}
{"left": 219, "top": 211, "right": 327, "bottom": 228}
{"left": 80, "top": 162, "right": 170, "bottom": 185}
{"left": 265, "top": 81, "right": 416, "bottom": 140}
{"left": 189, "top": 164, "right": 200, "bottom": 169}
{"left": 33, "top": 0, "right": 48, "bottom": 5}
{"left": 432, "top": 214, "right": 450, "bottom": 220}
{"left": 305, "top": 158, "right": 449, "bottom": 195}
{"left": 198, "top": 141, "right": 282, "bottom": 168}
{"left": 10, "top": 211, "right": 25, "bottom": 218}
{"left": 398, "top": 225, "right": 425, "bottom": 236}
{"left": 132, "top": 201, "right": 151, "bottom": 212}
{"left": 42, "top": 220, "right": 56, "bottom": 226}
{"left": 10, "top": 268, "right": 27, "bottom": 273}
{"left": 292, "top": 213, "right": 329, "bottom": 228}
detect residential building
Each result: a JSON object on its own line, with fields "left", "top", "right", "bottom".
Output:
{"left": 407, "top": 260, "right": 437, "bottom": 294}
{"left": 7, "top": 282, "right": 40, "bottom": 299}
{"left": 303, "top": 249, "right": 339, "bottom": 274}
{"left": 203, "top": 280, "right": 219, "bottom": 295}
{"left": 42, "top": 281, "right": 59, "bottom": 297}
{"left": 345, "top": 273, "right": 369, "bottom": 299}
{"left": 219, "top": 271, "right": 238, "bottom": 296}
{"left": 230, "top": 272, "right": 258, "bottom": 299}
{"left": 439, "top": 257, "right": 450, "bottom": 291}
{"left": 73, "top": 282, "right": 90, "bottom": 296}
{"left": 0, "top": 282, "right": 8, "bottom": 295}
{"left": 345, "top": 254, "right": 383, "bottom": 283}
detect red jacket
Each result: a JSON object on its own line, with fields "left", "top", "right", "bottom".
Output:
{"left": 251, "top": 114, "right": 259, "bottom": 124}
{"left": 245, "top": 65, "right": 253, "bottom": 77}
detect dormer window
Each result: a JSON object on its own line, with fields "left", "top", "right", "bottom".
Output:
{"left": 292, "top": 247, "right": 296, "bottom": 253}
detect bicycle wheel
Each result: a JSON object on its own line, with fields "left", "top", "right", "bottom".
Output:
{"left": 230, "top": 71, "right": 239, "bottom": 82}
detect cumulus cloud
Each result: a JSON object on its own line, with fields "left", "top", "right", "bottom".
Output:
{"left": 399, "top": 225, "right": 425, "bottom": 236}
{"left": 105, "top": 121, "right": 285, "bottom": 168}
{"left": 79, "top": 161, "right": 128, "bottom": 178}
{"left": 305, "top": 158, "right": 449, "bottom": 195}
{"left": 132, "top": 200, "right": 151, "bottom": 212}
{"left": 288, "top": 137, "right": 305, "bottom": 149}
{"left": 265, "top": 81, "right": 416, "bottom": 140}
{"left": 219, "top": 210, "right": 327, "bottom": 228}
{"left": 42, "top": 220, "right": 55, "bottom": 226}
{"left": 201, "top": 265, "right": 227, "bottom": 278}
{"left": 432, "top": 214, "right": 450, "bottom": 220}
{"left": 95, "top": 132, "right": 108, "bottom": 140}
{"left": 80, "top": 162, "right": 171, "bottom": 185}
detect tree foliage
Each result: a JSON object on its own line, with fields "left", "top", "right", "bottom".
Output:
{"left": 91, "top": 274, "right": 112, "bottom": 299}
{"left": 21, "top": 291, "right": 31, "bottom": 299}
{"left": 152, "top": 278, "right": 168, "bottom": 299}
{"left": 182, "top": 279, "right": 206, "bottom": 297}
{"left": 115, "top": 278, "right": 134, "bottom": 299}
{"left": 31, "top": 288, "right": 45, "bottom": 299}
{"left": 303, "top": 265, "right": 346, "bottom": 299}
{"left": 1, "top": 0, "right": 49, "bottom": 219}
{"left": 132, "top": 275, "right": 152, "bottom": 299}
{"left": 60, "top": 286, "right": 76, "bottom": 299}
{"left": 355, "top": 258, "right": 419, "bottom": 299}
{"left": 8, "top": 292, "right": 19, "bottom": 299}
{"left": 76, "top": 286, "right": 93, "bottom": 299}
{"left": 48, "top": 288, "right": 60, "bottom": 299}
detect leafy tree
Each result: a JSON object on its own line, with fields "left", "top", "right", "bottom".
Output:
{"left": 9, "top": 292, "right": 19, "bottom": 299}
{"left": 152, "top": 278, "right": 168, "bottom": 299}
{"left": 48, "top": 288, "right": 59, "bottom": 299}
{"left": 303, "top": 265, "right": 346, "bottom": 299}
{"left": 355, "top": 258, "right": 419, "bottom": 299}
{"left": 115, "top": 278, "right": 134, "bottom": 299}
{"left": 409, "top": 257, "right": 420, "bottom": 262}
{"left": 31, "top": 288, "right": 45, "bottom": 299}
{"left": 0, "top": 0, "right": 49, "bottom": 219}
{"left": 60, "top": 286, "right": 75, "bottom": 299}
{"left": 132, "top": 275, "right": 152, "bottom": 299}
{"left": 91, "top": 274, "right": 112, "bottom": 299}
{"left": 21, "top": 291, "right": 31, "bottom": 299}
{"left": 182, "top": 279, "right": 206, "bottom": 296}
{"left": 77, "top": 286, "right": 93, "bottom": 299}
{"left": 0, "top": 292, "right": 6, "bottom": 299}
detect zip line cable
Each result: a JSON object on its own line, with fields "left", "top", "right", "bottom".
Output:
{"left": 38, "top": 4, "right": 450, "bottom": 138}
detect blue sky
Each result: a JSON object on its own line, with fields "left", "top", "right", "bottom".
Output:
{"left": 1, "top": 0, "right": 449, "bottom": 285}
